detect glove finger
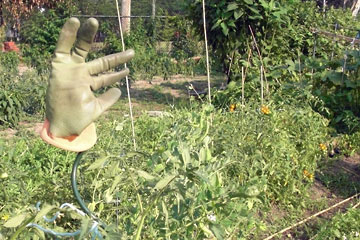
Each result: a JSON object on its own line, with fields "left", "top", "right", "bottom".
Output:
{"left": 93, "top": 88, "right": 121, "bottom": 121}
{"left": 87, "top": 49, "right": 134, "bottom": 75}
{"left": 73, "top": 18, "right": 99, "bottom": 61}
{"left": 91, "top": 68, "right": 129, "bottom": 91}
{"left": 54, "top": 18, "right": 80, "bottom": 57}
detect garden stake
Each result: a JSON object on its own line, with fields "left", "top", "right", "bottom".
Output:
{"left": 202, "top": 0, "right": 211, "bottom": 104}
{"left": 260, "top": 65, "right": 264, "bottom": 106}
{"left": 311, "top": 32, "right": 317, "bottom": 79}
{"left": 241, "top": 66, "right": 245, "bottom": 107}
{"left": 352, "top": 199, "right": 360, "bottom": 209}
{"left": 115, "top": 0, "right": 137, "bottom": 151}
{"left": 244, "top": 45, "right": 252, "bottom": 81}
{"left": 227, "top": 51, "right": 235, "bottom": 82}
{"left": 342, "top": 53, "right": 347, "bottom": 83}
{"left": 331, "top": 23, "right": 339, "bottom": 60}
{"left": 249, "top": 25, "right": 269, "bottom": 92}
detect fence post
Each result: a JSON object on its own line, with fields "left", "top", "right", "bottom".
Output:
{"left": 152, "top": 0, "right": 156, "bottom": 20}
{"left": 152, "top": 0, "right": 156, "bottom": 40}
{"left": 121, "top": 0, "right": 131, "bottom": 33}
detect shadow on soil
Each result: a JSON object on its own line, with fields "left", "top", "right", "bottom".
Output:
{"left": 126, "top": 87, "right": 187, "bottom": 106}
{"left": 317, "top": 154, "right": 360, "bottom": 198}
{"left": 120, "top": 74, "right": 227, "bottom": 106}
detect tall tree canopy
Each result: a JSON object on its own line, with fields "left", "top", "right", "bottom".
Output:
{"left": 0, "top": 0, "right": 65, "bottom": 26}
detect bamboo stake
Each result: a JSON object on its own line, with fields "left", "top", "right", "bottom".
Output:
{"left": 248, "top": 25, "right": 269, "bottom": 91}
{"left": 202, "top": 0, "right": 211, "bottom": 104}
{"left": 260, "top": 66, "right": 264, "bottom": 106}
{"left": 352, "top": 199, "right": 360, "bottom": 209}
{"left": 115, "top": 0, "right": 137, "bottom": 150}
{"left": 244, "top": 46, "right": 252, "bottom": 82}
{"left": 227, "top": 51, "right": 235, "bottom": 83}
{"left": 241, "top": 66, "right": 245, "bottom": 107}
{"left": 264, "top": 193, "right": 360, "bottom": 240}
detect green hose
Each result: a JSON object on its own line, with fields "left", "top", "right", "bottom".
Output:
{"left": 71, "top": 152, "right": 106, "bottom": 228}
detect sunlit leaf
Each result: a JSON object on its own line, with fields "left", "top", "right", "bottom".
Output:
{"left": 86, "top": 156, "right": 109, "bottom": 171}
{"left": 34, "top": 204, "right": 55, "bottom": 222}
{"left": 227, "top": 2, "right": 238, "bottom": 12}
{"left": 209, "top": 223, "right": 225, "bottom": 240}
{"left": 155, "top": 175, "right": 176, "bottom": 191}
{"left": 137, "top": 170, "right": 156, "bottom": 180}
{"left": 4, "top": 214, "right": 27, "bottom": 228}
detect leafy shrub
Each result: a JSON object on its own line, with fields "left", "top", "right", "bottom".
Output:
{"left": 187, "top": 0, "right": 303, "bottom": 80}
{"left": 20, "top": 3, "right": 74, "bottom": 73}
{"left": 0, "top": 88, "right": 22, "bottom": 127}
{"left": 0, "top": 65, "right": 47, "bottom": 127}
{"left": 0, "top": 52, "right": 19, "bottom": 74}
{"left": 307, "top": 49, "right": 360, "bottom": 133}
{"left": 337, "top": 130, "right": 360, "bottom": 156}
{"left": 213, "top": 101, "right": 328, "bottom": 206}
{"left": 18, "top": 70, "right": 47, "bottom": 116}
{"left": 101, "top": 17, "right": 206, "bottom": 81}
{"left": 0, "top": 68, "right": 22, "bottom": 126}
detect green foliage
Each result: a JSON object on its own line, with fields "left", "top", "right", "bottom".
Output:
{"left": 0, "top": 88, "right": 22, "bottom": 127}
{"left": 187, "top": 0, "right": 359, "bottom": 133}
{"left": 187, "top": 0, "right": 303, "bottom": 78}
{"left": 314, "top": 208, "right": 360, "bottom": 240}
{"left": 2, "top": 1, "right": 360, "bottom": 239}
{"left": 131, "top": 0, "right": 185, "bottom": 16}
{"left": 17, "top": 70, "right": 47, "bottom": 116}
{"left": 212, "top": 99, "right": 328, "bottom": 206}
{"left": 307, "top": 49, "right": 360, "bottom": 133}
{"left": 73, "top": 0, "right": 116, "bottom": 16}
{"left": 77, "top": 105, "right": 264, "bottom": 239}
{"left": 337, "top": 130, "right": 360, "bottom": 156}
{"left": 0, "top": 52, "right": 19, "bottom": 74}
{"left": 0, "top": 95, "right": 330, "bottom": 238}
{"left": 0, "top": 65, "right": 47, "bottom": 127}
{"left": 20, "top": 3, "right": 75, "bottom": 73}
{"left": 0, "top": 67, "right": 22, "bottom": 126}
{"left": 102, "top": 18, "right": 206, "bottom": 81}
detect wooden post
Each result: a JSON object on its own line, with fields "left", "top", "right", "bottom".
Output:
{"left": 152, "top": 0, "right": 156, "bottom": 40}
{"left": 152, "top": 0, "right": 156, "bottom": 20}
{"left": 202, "top": 0, "right": 211, "bottom": 104}
{"left": 352, "top": 0, "right": 360, "bottom": 17}
{"left": 121, "top": 0, "right": 131, "bottom": 33}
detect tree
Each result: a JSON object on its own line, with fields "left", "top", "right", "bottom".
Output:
{"left": 0, "top": 0, "right": 64, "bottom": 27}
{"left": 74, "top": 0, "right": 116, "bottom": 16}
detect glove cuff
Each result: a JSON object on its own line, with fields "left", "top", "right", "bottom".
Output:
{"left": 40, "top": 119, "right": 97, "bottom": 152}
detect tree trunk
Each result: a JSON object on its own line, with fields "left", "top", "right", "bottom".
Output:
{"left": 0, "top": 2, "right": 4, "bottom": 27}
{"left": 121, "top": 0, "right": 131, "bottom": 33}
{"left": 351, "top": 0, "right": 360, "bottom": 16}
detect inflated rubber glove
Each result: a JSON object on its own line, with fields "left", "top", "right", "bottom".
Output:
{"left": 40, "top": 17, "right": 134, "bottom": 152}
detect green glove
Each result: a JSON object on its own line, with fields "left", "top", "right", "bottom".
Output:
{"left": 46, "top": 17, "right": 134, "bottom": 138}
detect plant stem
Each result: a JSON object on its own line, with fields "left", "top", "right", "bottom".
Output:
{"left": 133, "top": 175, "right": 177, "bottom": 240}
